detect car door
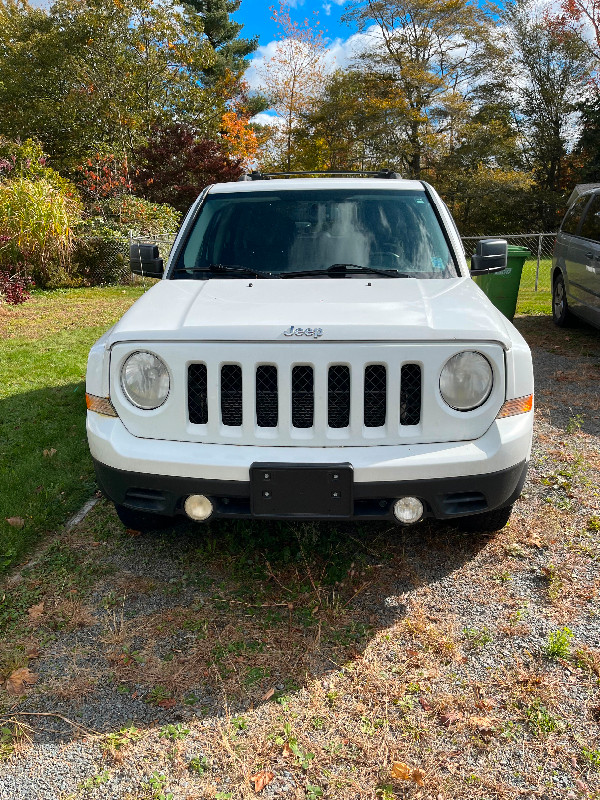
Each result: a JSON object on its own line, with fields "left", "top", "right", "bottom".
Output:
{"left": 568, "top": 192, "right": 600, "bottom": 323}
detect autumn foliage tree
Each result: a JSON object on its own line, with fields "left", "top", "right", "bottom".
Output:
{"left": 259, "top": 2, "right": 328, "bottom": 170}
{"left": 131, "top": 124, "right": 243, "bottom": 213}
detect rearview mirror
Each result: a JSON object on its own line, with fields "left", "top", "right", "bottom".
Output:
{"left": 130, "top": 243, "right": 164, "bottom": 278}
{"left": 470, "top": 239, "right": 507, "bottom": 275}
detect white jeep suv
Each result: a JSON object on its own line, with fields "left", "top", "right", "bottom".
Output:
{"left": 86, "top": 174, "right": 533, "bottom": 532}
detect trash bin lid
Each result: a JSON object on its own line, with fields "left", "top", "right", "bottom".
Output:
{"left": 507, "top": 245, "right": 531, "bottom": 257}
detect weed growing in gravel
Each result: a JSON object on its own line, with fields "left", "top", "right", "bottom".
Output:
{"left": 0, "top": 723, "right": 25, "bottom": 760}
{"left": 101, "top": 724, "right": 142, "bottom": 753}
{"left": 159, "top": 723, "right": 189, "bottom": 741}
{"left": 306, "top": 786, "right": 324, "bottom": 799}
{"left": 79, "top": 769, "right": 110, "bottom": 789}
{"left": 376, "top": 785, "right": 395, "bottom": 800}
{"left": 463, "top": 626, "right": 492, "bottom": 648}
{"left": 543, "top": 627, "right": 573, "bottom": 659}
{"left": 147, "top": 685, "right": 172, "bottom": 705}
{"left": 145, "top": 772, "right": 173, "bottom": 800}
{"left": 525, "top": 699, "right": 563, "bottom": 735}
{"left": 540, "top": 563, "right": 564, "bottom": 601}
{"left": 566, "top": 413, "right": 584, "bottom": 434}
{"left": 188, "top": 755, "right": 209, "bottom": 774}
{"left": 582, "top": 747, "right": 600, "bottom": 769}
{"left": 588, "top": 516, "right": 600, "bottom": 532}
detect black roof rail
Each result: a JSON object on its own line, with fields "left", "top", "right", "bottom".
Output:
{"left": 238, "top": 169, "right": 402, "bottom": 181}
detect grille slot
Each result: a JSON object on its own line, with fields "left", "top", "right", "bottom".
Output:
{"left": 221, "top": 364, "right": 243, "bottom": 426}
{"left": 364, "top": 365, "right": 386, "bottom": 427}
{"left": 292, "top": 366, "right": 314, "bottom": 428}
{"left": 188, "top": 364, "right": 208, "bottom": 424}
{"left": 256, "top": 365, "right": 278, "bottom": 427}
{"left": 328, "top": 365, "right": 350, "bottom": 428}
{"left": 400, "top": 364, "right": 422, "bottom": 425}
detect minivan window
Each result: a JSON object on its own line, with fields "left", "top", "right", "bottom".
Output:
{"left": 175, "top": 189, "right": 458, "bottom": 278}
{"left": 561, "top": 194, "right": 590, "bottom": 235}
{"left": 579, "top": 194, "right": 600, "bottom": 242}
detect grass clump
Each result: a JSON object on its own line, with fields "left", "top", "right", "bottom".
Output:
{"left": 543, "top": 627, "right": 573, "bottom": 659}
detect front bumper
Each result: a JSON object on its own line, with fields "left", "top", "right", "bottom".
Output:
{"left": 88, "top": 412, "right": 532, "bottom": 521}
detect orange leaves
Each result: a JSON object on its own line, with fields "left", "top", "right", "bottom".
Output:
{"left": 27, "top": 602, "right": 45, "bottom": 624}
{"left": 391, "top": 762, "right": 425, "bottom": 786}
{"left": 4, "top": 667, "right": 38, "bottom": 696}
{"left": 250, "top": 770, "right": 274, "bottom": 792}
{"left": 221, "top": 111, "right": 259, "bottom": 163}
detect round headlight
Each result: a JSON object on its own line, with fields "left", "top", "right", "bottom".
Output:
{"left": 439, "top": 351, "right": 493, "bottom": 411}
{"left": 120, "top": 351, "right": 170, "bottom": 410}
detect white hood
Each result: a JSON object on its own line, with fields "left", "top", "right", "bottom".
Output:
{"left": 107, "top": 277, "right": 514, "bottom": 347}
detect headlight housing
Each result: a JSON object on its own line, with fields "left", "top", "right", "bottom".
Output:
{"left": 120, "top": 351, "right": 170, "bottom": 410}
{"left": 439, "top": 351, "right": 493, "bottom": 411}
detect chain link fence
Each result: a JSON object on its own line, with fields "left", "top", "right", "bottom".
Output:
{"left": 82, "top": 231, "right": 556, "bottom": 291}
{"left": 461, "top": 233, "right": 557, "bottom": 291}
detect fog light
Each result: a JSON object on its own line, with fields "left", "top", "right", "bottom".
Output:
{"left": 184, "top": 494, "right": 213, "bottom": 521}
{"left": 393, "top": 497, "right": 424, "bottom": 524}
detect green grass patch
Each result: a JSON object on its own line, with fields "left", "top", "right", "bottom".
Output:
{"left": 516, "top": 258, "right": 552, "bottom": 316}
{"left": 0, "top": 286, "right": 144, "bottom": 573}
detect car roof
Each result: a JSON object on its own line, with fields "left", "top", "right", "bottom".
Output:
{"left": 207, "top": 177, "right": 425, "bottom": 194}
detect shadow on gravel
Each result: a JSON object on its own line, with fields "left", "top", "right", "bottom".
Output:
{"left": 11, "top": 507, "right": 490, "bottom": 743}
{"left": 514, "top": 314, "right": 600, "bottom": 437}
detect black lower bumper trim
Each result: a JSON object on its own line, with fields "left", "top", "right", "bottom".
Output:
{"left": 93, "top": 458, "right": 528, "bottom": 522}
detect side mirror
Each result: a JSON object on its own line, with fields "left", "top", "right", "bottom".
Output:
{"left": 470, "top": 239, "right": 507, "bottom": 275}
{"left": 130, "top": 243, "right": 164, "bottom": 278}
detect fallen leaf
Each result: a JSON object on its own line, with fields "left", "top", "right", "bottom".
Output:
{"left": 262, "top": 687, "right": 275, "bottom": 701}
{"left": 412, "top": 768, "right": 425, "bottom": 786}
{"left": 391, "top": 762, "right": 412, "bottom": 780}
{"left": 282, "top": 742, "right": 294, "bottom": 758}
{"left": 157, "top": 698, "right": 176, "bottom": 709}
{"left": 250, "top": 770, "right": 274, "bottom": 792}
{"left": 26, "top": 645, "right": 41, "bottom": 659}
{"left": 419, "top": 696, "right": 432, "bottom": 712}
{"left": 43, "top": 448, "right": 57, "bottom": 458}
{"left": 126, "top": 528, "right": 142, "bottom": 537}
{"left": 5, "top": 667, "right": 38, "bottom": 696}
{"left": 439, "top": 710, "right": 463, "bottom": 727}
{"left": 27, "top": 602, "right": 45, "bottom": 623}
{"left": 6, "top": 517, "right": 25, "bottom": 528}
{"left": 469, "top": 716, "right": 496, "bottom": 735}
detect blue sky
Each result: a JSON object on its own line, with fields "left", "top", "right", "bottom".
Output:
{"left": 233, "top": 0, "right": 353, "bottom": 52}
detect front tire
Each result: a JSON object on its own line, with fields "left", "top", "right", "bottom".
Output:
{"left": 114, "top": 503, "right": 172, "bottom": 531}
{"left": 553, "top": 272, "right": 573, "bottom": 327}
{"left": 456, "top": 504, "right": 513, "bottom": 533}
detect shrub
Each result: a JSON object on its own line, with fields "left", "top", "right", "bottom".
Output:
{"left": 104, "top": 194, "right": 180, "bottom": 237}
{"left": 0, "top": 176, "right": 82, "bottom": 287}
{"left": 0, "top": 269, "right": 34, "bottom": 305}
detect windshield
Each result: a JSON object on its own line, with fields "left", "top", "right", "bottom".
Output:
{"left": 173, "top": 188, "right": 458, "bottom": 278}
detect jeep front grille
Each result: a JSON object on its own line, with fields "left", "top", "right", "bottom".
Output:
{"left": 187, "top": 360, "right": 421, "bottom": 433}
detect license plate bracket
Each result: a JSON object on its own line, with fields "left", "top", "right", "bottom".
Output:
{"left": 250, "top": 463, "right": 353, "bottom": 517}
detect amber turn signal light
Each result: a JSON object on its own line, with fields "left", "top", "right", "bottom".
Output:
{"left": 86, "top": 393, "right": 118, "bottom": 417}
{"left": 496, "top": 394, "right": 533, "bottom": 419}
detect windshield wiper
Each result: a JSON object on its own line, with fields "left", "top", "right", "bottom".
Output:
{"left": 280, "top": 264, "right": 410, "bottom": 279}
{"left": 173, "top": 264, "right": 277, "bottom": 278}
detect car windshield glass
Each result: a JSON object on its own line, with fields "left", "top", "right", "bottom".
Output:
{"left": 174, "top": 188, "right": 458, "bottom": 278}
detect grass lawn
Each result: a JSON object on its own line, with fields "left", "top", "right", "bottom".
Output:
{"left": 0, "top": 286, "right": 145, "bottom": 572}
{"left": 0, "top": 264, "right": 550, "bottom": 576}
{"left": 516, "top": 258, "right": 552, "bottom": 316}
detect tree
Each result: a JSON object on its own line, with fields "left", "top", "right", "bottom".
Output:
{"left": 131, "top": 124, "right": 243, "bottom": 213}
{"left": 183, "top": 0, "right": 259, "bottom": 84}
{"left": 506, "top": 2, "right": 590, "bottom": 228}
{"left": 343, "top": 0, "right": 504, "bottom": 178}
{"left": 0, "top": 0, "right": 224, "bottom": 170}
{"left": 259, "top": 2, "right": 328, "bottom": 170}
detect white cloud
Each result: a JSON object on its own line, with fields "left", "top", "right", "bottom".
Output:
{"left": 244, "top": 25, "right": 382, "bottom": 93}
{"left": 249, "top": 112, "right": 285, "bottom": 128}
{"left": 323, "top": 2, "right": 332, "bottom": 14}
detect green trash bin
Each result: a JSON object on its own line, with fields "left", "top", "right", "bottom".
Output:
{"left": 473, "top": 245, "right": 531, "bottom": 321}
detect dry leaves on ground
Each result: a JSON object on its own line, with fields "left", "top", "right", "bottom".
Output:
{"left": 6, "top": 517, "right": 25, "bottom": 528}
{"left": 250, "top": 770, "right": 274, "bottom": 792}
{"left": 391, "top": 762, "right": 425, "bottom": 786}
{"left": 4, "top": 667, "right": 38, "bottom": 696}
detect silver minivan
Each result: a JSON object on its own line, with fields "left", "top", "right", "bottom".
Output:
{"left": 553, "top": 185, "right": 600, "bottom": 328}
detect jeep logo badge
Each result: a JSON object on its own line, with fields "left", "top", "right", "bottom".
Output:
{"left": 283, "top": 326, "right": 324, "bottom": 338}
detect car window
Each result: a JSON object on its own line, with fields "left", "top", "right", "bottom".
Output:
{"left": 579, "top": 194, "right": 600, "bottom": 242}
{"left": 175, "top": 188, "right": 459, "bottom": 278}
{"left": 561, "top": 195, "right": 590, "bottom": 235}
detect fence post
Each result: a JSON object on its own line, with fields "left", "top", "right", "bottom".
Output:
{"left": 534, "top": 233, "right": 542, "bottom": 292}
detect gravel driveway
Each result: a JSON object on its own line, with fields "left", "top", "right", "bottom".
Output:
{"left": 0, "top": 315, "right": 599, "bottom": 800}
